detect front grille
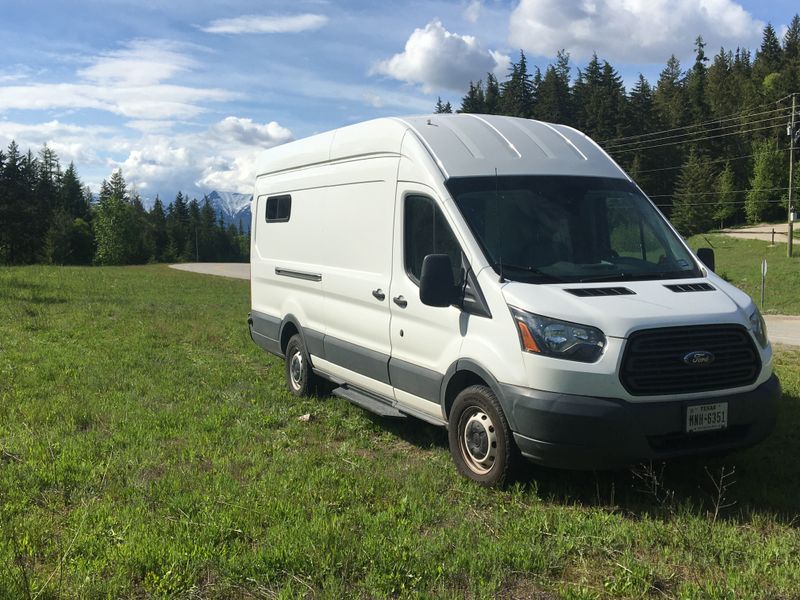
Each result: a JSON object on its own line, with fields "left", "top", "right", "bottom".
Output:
{"left": 664, "top": 283, "right": 715, "bottom": 293}
{"left": 565, "top": 287, "right": 635, "bottom": 297}
{"left": 620, "top": 325, "right": 760, "bottom": 395}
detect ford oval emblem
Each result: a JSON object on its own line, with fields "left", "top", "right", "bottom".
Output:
{"left": 683, "top": 350, "right": 715, "bottom": 366}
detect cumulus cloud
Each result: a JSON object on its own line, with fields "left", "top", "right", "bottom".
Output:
{"left": 117, "top": 116, "right": 294, "bottom": 196}
{"left": 201, "top": 14, "right": 328, "bottom": 34}
{"left": 373, "top": 20, "right": 510, "bottom": 92}
{"left": 209, "top": 116, "right": 292, "bottom": 146}
{"left": 0, "top": 40, "right": 234, "bottom": 120}
{"left": 508, "top": 0, "right": 764, "bottom": 62}
{"left": 0, "top": 120, "right": 113, "bottom": 167}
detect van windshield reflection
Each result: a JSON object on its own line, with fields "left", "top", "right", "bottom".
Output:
{"left": 446, "top": 175, "right": 702, "bottom": 284}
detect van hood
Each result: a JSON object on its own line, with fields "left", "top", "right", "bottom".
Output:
{"left": 501, "top": 277, "right": 753, "bottom": 338}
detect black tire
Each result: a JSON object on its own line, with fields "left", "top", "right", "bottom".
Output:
{"left": 284, "top": 334, "right": 318, "bottom": 397}
{"left": 448, "top": 385, "right": 517, "bottom": 487}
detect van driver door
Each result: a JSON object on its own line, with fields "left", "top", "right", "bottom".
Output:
{"left": 388, "top": 185, "right": 466, "bottom": 421}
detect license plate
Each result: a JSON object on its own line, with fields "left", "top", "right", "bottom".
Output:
{"left": 686, "top": 403, "right": 728, "bottom": 433}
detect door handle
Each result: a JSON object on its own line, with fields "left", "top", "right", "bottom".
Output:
{"left": 393, "top": 295, "right": 408, "bottom": 308}
{"left": 372, "top": 288, "right": 386, "bottom": 301}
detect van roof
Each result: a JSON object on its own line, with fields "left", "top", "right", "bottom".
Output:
{"left": 255, "top": 114, "right": 629, "bottom": 181}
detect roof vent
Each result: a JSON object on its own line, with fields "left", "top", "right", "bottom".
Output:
{"left": 664, "top": 283, "right": 715, "bottom": 293}
{"left": 565, "top": 287, "right": 635, "bottom": 297}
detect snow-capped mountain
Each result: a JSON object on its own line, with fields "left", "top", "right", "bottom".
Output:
{"left": 206, "top": 191, "right": 252, "bottom": 232}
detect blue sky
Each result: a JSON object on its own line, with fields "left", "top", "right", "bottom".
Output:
{"left": 0, "top": 0, "right": 797, "bottom": 200}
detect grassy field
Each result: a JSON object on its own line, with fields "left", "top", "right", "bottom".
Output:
{"left": 688, "top": 234, "right": 800, "bottom": 315}
{"left": 1, "top": 265, "right": 799, "bottom": 599}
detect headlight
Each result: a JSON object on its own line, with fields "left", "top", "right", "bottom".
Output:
{"left": 749, "top": 307, "right": 768, "bottom": 348}
{"left": 510, "top": 307, "right": 606, "bottom": 362}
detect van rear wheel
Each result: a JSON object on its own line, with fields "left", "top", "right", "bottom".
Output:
{"left": 448, "top": 385, "right": 516, "bottom": 487}
{"left": 285, "top": 334, "right": 318, "bottom": 397}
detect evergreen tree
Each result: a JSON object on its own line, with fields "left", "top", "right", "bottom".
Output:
{"left": 60, "top": 162, "right": 87, "bottom": 219}
{"left": 653, "top": 55, "right": 687, "bottom": 129}
{"left": 500, "top": 51, "right": 535, "bottom": 117}
{"left": 670, "top": 150, "right": 716, "bottom": 235}
{"left": 149, "top": 197, "right": 168, "bottom": 261}
{"left": 536, "top": 50, "right": 572, "bottom": 124}
{"left": 484, "top": 73, "right": 501, "bottom": 114}
{"left": 93, "top": 169, "right": 139, "bottom": 264}
{"left": 713, "top": 162, "right": 738, "bottom": 228}
{"left": 434, "top": 97, "right": 453, "bottom": 113}
{"left": 745, "top": 139, "right": 783, "bottom": 223}
{"left": 572, "top": 55, "right": 625, "bottom": 140}
{"left": 783, "top": 15, "right": 800, "bottom": 92}
{"left": 459, "top": 81, "right": 486, "bottom": 113}
{"left": 686, "top": 36, "right": 711, "bottom": 126}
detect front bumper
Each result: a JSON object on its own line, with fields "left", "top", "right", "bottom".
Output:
{"left": 501, "top": 375, "right": 780, "bottom": 470}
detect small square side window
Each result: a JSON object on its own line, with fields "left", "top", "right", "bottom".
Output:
{"left": 266, "top": 195, "right": 291, "bottom": 222}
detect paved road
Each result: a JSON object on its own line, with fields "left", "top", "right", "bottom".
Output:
{"left": 171, "top": 262, "right": 800, "bottom": 347}
{"left": 764, "top": 315, "right": 800, "bottom": 348}
{"left": 170, "top": 262, "right": 249, "bottom": 279}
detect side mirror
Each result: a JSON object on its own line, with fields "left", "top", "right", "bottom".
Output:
{"left": 697, "top": 247, "right": 715, "bottom": 272}
{"left": 419, "top": 254, "right": 460, "bottom": 307}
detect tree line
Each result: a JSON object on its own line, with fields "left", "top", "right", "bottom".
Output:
{"left": 436, "top": 17, "right": 800, "bottom": 236}
{"left": 0, "top": 142, "right": 249, "bottom": 265}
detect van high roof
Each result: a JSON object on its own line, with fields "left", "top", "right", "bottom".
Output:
{"left": 256, "top": 114, "right": 629, "bottom": 181}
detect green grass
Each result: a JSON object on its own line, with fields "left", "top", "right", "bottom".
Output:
{"left": 1, "top": 265, "right": 799, "bottom": 599}
{"left": 688, "top": 234, "right": 800, "bottom": 315}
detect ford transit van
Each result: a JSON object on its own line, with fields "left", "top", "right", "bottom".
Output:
{"left": 248, "top": 114, "right": 780, "bottom": 486}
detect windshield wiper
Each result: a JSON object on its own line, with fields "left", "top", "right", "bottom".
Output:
{"left": 493, "top": 262, "right": 566, "bottom": 283}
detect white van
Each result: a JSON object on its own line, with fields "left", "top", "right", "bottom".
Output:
{"left": 248, "top": 114, "right": 780, "bottom": 486}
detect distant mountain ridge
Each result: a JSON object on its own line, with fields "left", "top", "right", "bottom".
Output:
{"left": 206, "top": 191, "right": 252, "bottom": 232}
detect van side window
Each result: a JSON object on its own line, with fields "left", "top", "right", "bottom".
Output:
{"left": 404, "top": 195, "right": 464, "bottom": 285}
{"left": 266, "top": 195, "right": 291, "bottom": 222}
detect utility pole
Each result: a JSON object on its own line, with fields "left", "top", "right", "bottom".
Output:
{"left": 789, "top": 93, "right": 797, "bottom": 258}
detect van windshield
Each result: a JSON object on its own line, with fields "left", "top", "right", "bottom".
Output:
{"left": 446, "top": 175, "right": 702, "bottom": 284}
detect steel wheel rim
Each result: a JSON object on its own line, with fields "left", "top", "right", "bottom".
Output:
{"left": 459, "top": 407, "right": 497, "bottom": 475}
{"left": 289, "top": 350, "right": 304, "bottom": 390}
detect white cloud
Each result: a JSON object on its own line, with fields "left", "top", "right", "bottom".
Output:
{"left": 209, "top": 116, "right": 292, "bottom": 146}
{"left": 78, "top": 39, "right": 194, "bottom": 86}
{"left": 0, "top": 40, "right": 234, "bottom": 120}
{"left": 0, "top": 120, "right": 113, "bottom": 166}
{"left": 117, "top": 116, "right": 294, "bottom": 196}
{"left": 464, "top": 0, "right": 482, "bottom": 24}
{"left": 373, "top": 20, "right": 510, "bottom": 92}
{"left": 201, "top": 14, "right": 328, "bottom": 34}
{"left": 508, "top": 0, "right": 764, "bottom": 63}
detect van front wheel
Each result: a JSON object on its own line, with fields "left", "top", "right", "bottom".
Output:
{"left": 448, "top": 385, "right": 516, "bottom": 487}
{"left": 285, "top": 334, "right": 318, "bottom": 397}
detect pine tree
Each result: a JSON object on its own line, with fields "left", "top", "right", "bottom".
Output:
{"left": 536, "top": 50, "right": 572, "bottom": 124}
{"left": 686, "top": 36, "right": 711, "bottom": 127}
{"left": 670, "top": 150, "right": 716, "bottom": 235}
{"left": 653, "top": 55, "right": 687, "bottom": 129}
{"left": 783, "top": 14, "right": 800, "bottom": 92}
{"left": 500, "top": 51, "right": 535, "bottom": 117}
{"left": 60, "top": 162, "right": 87, "bottom": 219}
{"left": 745, "top": 139, "right": 783, "bottom": 224}
{"left": 149, "top": 197, "right": 168, "bottom": 261}
{"left": 713, "top": 162, "right": 738, "bottom": 228}
{"left": 484, "top": 73, "right": 501, "bottom": 114}
{"left": 434, "top": 97, "right": 453, "bottom": 113}
{"left": 459, "top": 81, "right": 486, "bottom": 113}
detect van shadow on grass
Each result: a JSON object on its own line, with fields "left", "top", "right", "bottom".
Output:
{"left": 520, "top": 390, "right": 800, "bottom": 522}
{"left": 367, "top": 393, "right": 800, "bottom": 523}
